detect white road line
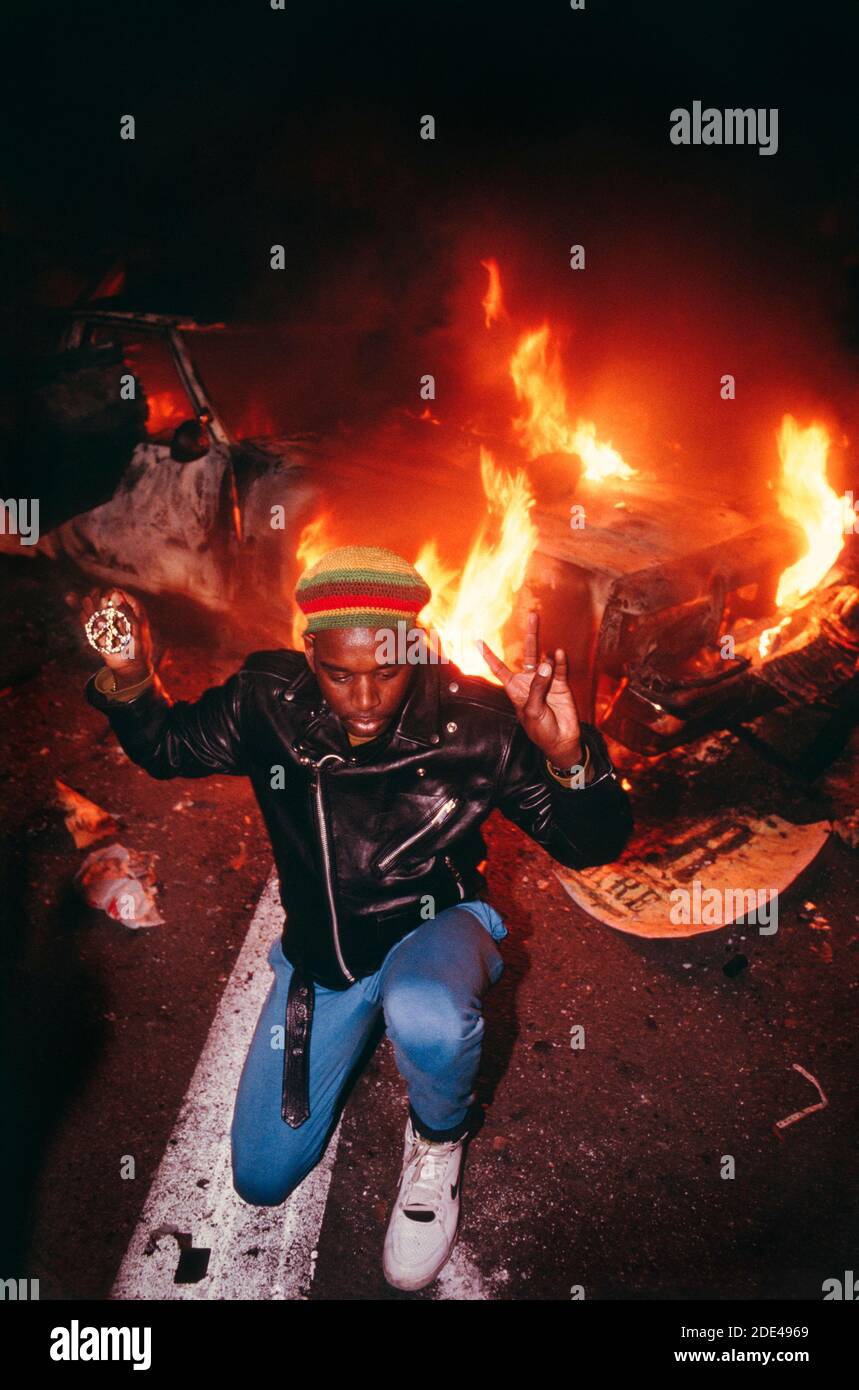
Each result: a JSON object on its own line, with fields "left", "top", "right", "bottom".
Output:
{"left": 111, "top": 870, "right": 341, "bottom": 1301}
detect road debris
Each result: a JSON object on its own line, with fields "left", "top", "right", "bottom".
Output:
{"left": 723, "top": 953, "right": 749, "bottom": 978}
{"left": 556, "top": 809, "right": 829, "bottom": 937}
{"left": 74, "top": 842, "right": 164, "bottom": 928}
{"left": 55, "top": 778, "right": 119, "bottom": 848}
{"left": 774, "top": 1063, "right": 828, "bottom": 1134}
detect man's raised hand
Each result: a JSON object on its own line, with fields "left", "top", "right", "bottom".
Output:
{"left": 67, "top": 586, "right": 154, "bottom": 684}
{"left": 477, "top": 610, "right": 583, "bottom": 768}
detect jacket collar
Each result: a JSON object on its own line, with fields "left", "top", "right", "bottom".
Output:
{"left": 284, "top": 657, "right": 442, "bottom": 758}
{"left": 393, "top": 661, "right": 442, "bottom": 748}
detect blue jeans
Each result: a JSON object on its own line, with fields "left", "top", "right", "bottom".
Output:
{"left": 231, "top": 900, "right": 507, "bottom": 1207}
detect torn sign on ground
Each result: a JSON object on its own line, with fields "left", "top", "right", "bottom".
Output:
{"left": 555, "top": 808, "right": 830, "bottom": 937}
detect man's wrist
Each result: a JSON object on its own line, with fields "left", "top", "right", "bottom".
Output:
{"left": 114, "top": 665, "right": 153, "bottom": 690}
{"left": 547, "top": 740, "right": 583, "bottom": 768}
{"left": 545, "top": 743, "right": 592, "bottom": 786}
{"left": 94, "top": 665, "right": 155, "bottom": 700}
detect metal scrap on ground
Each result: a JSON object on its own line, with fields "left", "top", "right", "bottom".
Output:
{"left": 774, "top": 1064, "right": 829, "bottom": 1133}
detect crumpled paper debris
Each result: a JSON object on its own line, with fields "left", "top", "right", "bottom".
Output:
{"left": 74, "top": 842, "right": 164, "bottom": 928}
{"left": 55, "top": 779, "right": 118, "bottom": 848}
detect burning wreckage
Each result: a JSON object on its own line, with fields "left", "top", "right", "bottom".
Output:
{"left": 18, "top": 289, "right": 859, "bottom": 763}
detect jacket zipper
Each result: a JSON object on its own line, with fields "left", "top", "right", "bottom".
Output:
{"left": 444, "top": 854, "right": 467, "bottom": 901}
{"left": 375, "top": 795, "right": 459, "bottom": 874}
{"left": 303, "top": 751, "right": 354, "bottom": 984}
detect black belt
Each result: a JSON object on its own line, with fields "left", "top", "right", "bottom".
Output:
{"left": 281, "top": 964, "right": 315, "bottom": 1127}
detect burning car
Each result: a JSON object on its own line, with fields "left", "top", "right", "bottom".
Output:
{"left": 20, "top": 283, "right": 859, "bottom": 756}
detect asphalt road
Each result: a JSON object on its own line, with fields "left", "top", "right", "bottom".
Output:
{"left": 2, "top": 554, "right": 857, "bottom": 1301}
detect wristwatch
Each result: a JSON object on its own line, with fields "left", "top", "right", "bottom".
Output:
{"left": 547, "top": 744, "right": 591, "bottom": 782}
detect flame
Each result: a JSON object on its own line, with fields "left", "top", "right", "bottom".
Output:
{"left": 416, "top": 447, "right": 538, "bottom": 680}
{"left": 401, "top": 406, "right": 442, "bottom": 425}
{"left": 480, "top": 258, "right": 507, "bottom": 328}
{"left": 145, "top": 391, "right": 188, "bottom": 434}
{"left": 291, "top": 515, "right": 337, "bottom": 646}
{"left": 509, "top": 327, "right": 567, "bottom": 455}
{"left": 758, "top": 615, "right": 790, "bottom": 659}
{"left": 509, "top": 324, "right": 634, "bottom": 481}
{"left": 297, "top": 514, "right": 333, "bottom": 571}
{"left": 757, "top": 415, "right": 852, "bottom": 657}
{"left": 772, "top": 415, "right": 851, "bottom": 610}
{"left": 570, "top": 420, "right": 632, "bottom": 485}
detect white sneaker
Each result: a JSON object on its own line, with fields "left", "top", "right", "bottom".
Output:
{"left": 382, "top": 1115, "right": 467, "bottom": 1291}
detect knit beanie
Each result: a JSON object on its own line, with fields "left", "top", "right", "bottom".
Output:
{"left": 295, "top": 545, "right": 432, "bottom": 633}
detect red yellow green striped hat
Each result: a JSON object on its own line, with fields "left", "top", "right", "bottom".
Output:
{"left": 295, "top": 545, "right": 432, "bottom": 633}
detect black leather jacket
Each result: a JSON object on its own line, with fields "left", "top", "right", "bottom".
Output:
{"left": 86, "top": 649, "right": 633, "bottom": 988}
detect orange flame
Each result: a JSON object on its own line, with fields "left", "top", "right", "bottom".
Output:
{"left": 509, "top": 324, "right": 634, "bottom": 481}
{"left": 758, "top": 615, "right": 790, "bottom": 660}
{"left": 758, "top": 415, "right": 852, "bottom": 657}
{"left": 416, "top": 448, "right": 538, "bottom": 680}
{"left": 772, "top": 415, "right": 851, "bottom": 609}
{"left": 291, "top": 515, "right": 337, "bottom": 646}
{"left": 480, "top": 258, "right": 507, "bottom": 328}
{"left": 145, "top": 391, "right": 188, "bottom": 434}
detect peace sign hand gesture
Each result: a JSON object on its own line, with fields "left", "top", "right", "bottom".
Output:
{"left": 477, "top": 611, "right": 584, "bottom": 770}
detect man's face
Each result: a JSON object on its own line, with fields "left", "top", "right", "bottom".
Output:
{"left": 304, "top": 626, "right": 415, "bottom": 739}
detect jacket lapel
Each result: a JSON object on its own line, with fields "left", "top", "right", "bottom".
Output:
{"left": 393, "top": 661, "right": 442, "bottom": 748}
{"left": 285, "top": 654, "right": 444, "bottom": 759}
